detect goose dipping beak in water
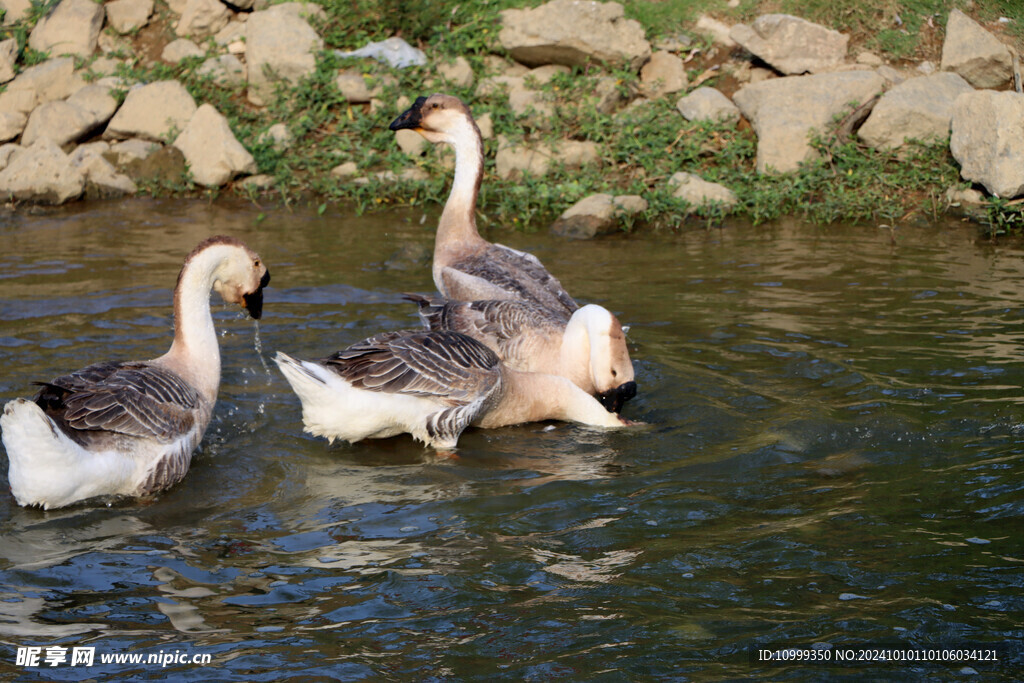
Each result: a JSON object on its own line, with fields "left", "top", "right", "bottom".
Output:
{"left": 1, "top": 236, "right": 271, "bottom": 510}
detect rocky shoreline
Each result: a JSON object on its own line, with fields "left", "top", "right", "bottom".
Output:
{"left": 0, "top": 0, "right": 1021, "bottom": 233}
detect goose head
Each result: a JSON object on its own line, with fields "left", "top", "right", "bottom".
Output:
{"left": 190, "top": 236, "right": 271, "bottom": 319}
{"left": 571, "top": 305, "right": 637, "bottom": 413}
{"left": 389, "top": 93, "right": 479, "bottom": 146}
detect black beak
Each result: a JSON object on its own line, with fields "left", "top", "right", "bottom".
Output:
{"left": 597, "top": 381, "right": 637, "bottom": 413}
{"left": 389, "top": 96, "right": 428, "bottom": 131}
{"left": 243, "top": 269, "right": 271, "bottom": 320}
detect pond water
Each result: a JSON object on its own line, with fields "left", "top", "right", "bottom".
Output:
{"left": 0, "top": 198, "right": 1022, "bottom": 680}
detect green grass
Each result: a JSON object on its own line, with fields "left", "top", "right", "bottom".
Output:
{"left": 0, "top": 0, "right": 1019, "bottom": 229}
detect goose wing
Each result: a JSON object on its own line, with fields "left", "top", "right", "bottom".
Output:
{"left": 323, "top": 330, "right": 501, "bottom": 406}
{"left": 33, "top": 361, "right": 200, "bottom": 443}
{"left": 407, "top": 294, "right": 566, "bottom": 351}
{"left": 443, "top": 243, "right": 578, "bottom": 315}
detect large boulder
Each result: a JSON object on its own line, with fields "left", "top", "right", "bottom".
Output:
{"left": 28, "top": 0, "right": 104, "bottom": 58}
{"left": 950, "top": 91, "right": 1024, "bottom": 199}
{"left": 21, "top": 101, "right": 95, "bottom": 147}
{"left": 1, "top": 0, "right": 31, "bottom": 26}
{"left": 105, "top": 0, "right": 154, "bottom": 34}
{"left": 668, "top": 172, "right": 738, "bottom": 210}
{"left": 733, "top": 71, "right": 885, "bottom": 173}
{"left": 676, "top": 87, "right": 741, "bottom": 124}
{"left": 0, "top": 37, "right": 16, "bottom": 84}
{"left": 176, "top": 0, "right": 231, "bottom": 39}
{"left": 106, "top": 81, "right": 197, "bottom": 142}
{"left": 549, "top": 193, "right": 647, "bottom": 239}
{"left": 246, "top": 4, "right": 324, "bottom": 106}
{"left": 499, "top": 0, "right": 650, "bottom": 71}
{"left": 730, "top": 14, "right": 848, "bottom": 75}
{"left": 5, "top": 58, "right": 85, "bottom": 110}
{"left": 495, "top": 137, "right": 600, "bottom": 179}
{"left": 0, "top": 138, "right": 84, "bottom": 204}
{"left": 172, "top": 103, "right": 256, "bottom": 187}
{"left": 858, "top": 73, "right": 973, "bottom": 149}
{"left": 640, "top": 51, "right": 688, "bottom": 98}
{"left": 940, "top": 9, "right": 1013, "bottom": 89}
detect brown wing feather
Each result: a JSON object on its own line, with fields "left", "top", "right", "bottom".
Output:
{"left": 33, "top": 361, "right": 199, "bottom": 444}
{"left": 322, "top": 330, "right": 501, "bottom": 406}
{"left": 447, "top": 243, "right": 578, "bottom": 315}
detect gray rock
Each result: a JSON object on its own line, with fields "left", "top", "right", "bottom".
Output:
{"left": 6, "top": 58, "right": 85, "bottom": 110}
{"left": 119, "top": 145, "right": 186, "bottom": 185}
{"left": 0, "top": 142, "right": 21, "bottom": 169}
{"left": 0, "top": 37, "right": 16, "bottom": 84}
{"left": 494, "top": 137, "right": 599, "bottom": 179}
{"left": 695, "top": 14, "right": 736, "bottom": 47}
{"left": 198, "top": 54, "right": 246, "bottom": 87}
{"left": 246, "top": 4, "right": 324, "bottom": 106}
{"left": 940, "top": 8, "right": 1013, "bottom": 89}
{"left": 508, "top": 87, "right": 554, "bottom": 127}
{"left": 69, "top": 140, "right": 110, "bottom": 166}
{"left": 668, "top": 171, "right": 737, "bottom": 209}
{"left": 214, "top": 20, "right": 246, "bottom": 47}
{"left": 335, "top": 71, "right": 374, "bottom": 103}
{"left": 106, "top": 81, "right": 198, "bottom": 142}
{"left": 176, "top": 0, "right": 231, "bottom": 39}
{"left": 0, "top": 112, "right": 25, "bottom": 142}
{"left": 21, "top": 101, "right": 95, "bottom": 147}
{"left": 593, "top": 76, "right": 627, "bottom": 114}
{"left": 28, "top": 0, "right": 104, "bottom": 58}
{"left": 1, "top": 0, "right": 31, "bottom": 26}
{"left": 163, "top": 39, "right": 205, "bottom": 63}
{"left": 0, "top": 138, "right": 84, "bottom": 204}
{"left": 676, "top": 87, "right": 740, "bottom": 124}
{"left": 236, "top": 174, "right": 276, "bottom": 190}
{"left": 106, "top": 138, "right": 161, "bottom": 166}
{"left": 499, "top": 0, "right": 651, "bottom": 71}
{"left": 330, "top": 161, "right": 358, "bottom": 178}
{"left": 105, "top": 0, "right": 154, "bottom": 34}
{"left": 257, "top": 123, "right": 292, "bottom": 151}
{"left": 733, "top": 70, "right": 885, "bottom": 173}
{"left": 436, "top": 56, "right": 474, "bottom": 89}
{"left": 945, "top": 185, "right": 985, "bottom": 205}
{"left": 172, "top": 103, "right": 256, "bottom": 187}
{"left": 640, "top": 51, "right": 688, "bottom": 98}
{"left": 950, "top": 91, "right": 1024, "bottom": 198}
{"left": 68, "top": 84, "right": 119, "bottom": 124}
{"left": 730, "top": 14, "right": 848, "bottom": 75}
{"left": 79, "top": 155, "right": 138, "bottom": 198}
{"left": 394, "top": 129, "right": 426, "bottom": 157}
{"left": 335, "top": 37, "right": 426, "bottom": 69}
{"left": 550, "top": 193, "right": 648, "bottom": 239}
{"left": 858, "top": 72, "right": 973, "bottom": 149}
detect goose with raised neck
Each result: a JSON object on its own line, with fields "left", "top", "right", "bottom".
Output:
{"left": 0, "top": 236, "right": 270, "bottom": 510}
{"left": 390, "top": 93, "right": 578, "bottom": 316}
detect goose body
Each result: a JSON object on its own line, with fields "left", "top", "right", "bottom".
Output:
{"left": 275, "top": 329, "right": 627, "bottom": 450}
{"left": 389, "top": 94, "right": 578, "bottom": 316}
{"left": 406, "top": 294, "right": 637, "bottom": 412}
{"left": 1, "top": 236, "right": 270, "bottom": 509}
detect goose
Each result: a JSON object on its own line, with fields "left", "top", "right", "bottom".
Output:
{"left": 404, "top": 294, "right": 637, "bottom": 413}
{"left": 274, "top": 329, "right": 630, "bottom": 450}
{"left": 0, "top": 236, "right": 271, "bottom": 510}
{"left": 389, "top": 93, "right": 578, "bottom": 317}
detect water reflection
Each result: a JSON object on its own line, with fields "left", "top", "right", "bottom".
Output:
{"left": 1, "top": 202, "right": 1022, "bottom": 678}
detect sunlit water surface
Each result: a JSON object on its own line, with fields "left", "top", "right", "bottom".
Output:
{"left": 0, "top": 199, "right": 1022, "bottom": 680}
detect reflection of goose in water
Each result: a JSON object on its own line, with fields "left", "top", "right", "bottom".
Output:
{"left": 1, "top": 237, "right": 271, "bottom": 510}
{"left": 275, "top": 329, "right": 629, "bottom": 450}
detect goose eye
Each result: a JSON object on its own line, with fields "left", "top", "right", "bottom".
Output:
{"left": 253, "top": 259, "right": 260, "bottom": 268}
{"left": 611, "top": 369, "right": 618, "bottom": 378}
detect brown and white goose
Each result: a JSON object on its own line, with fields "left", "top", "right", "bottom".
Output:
{"left": 389, "top": 94, "right": 578, "bottom": 317}
{"left": 274, "top": 329, "right": 630, "bottom": 450}
{"left": 0, "top": 236, "right": 270, "bottom": 510}
{"left": 405, "top": 294, "right": 637, "bottom": 413}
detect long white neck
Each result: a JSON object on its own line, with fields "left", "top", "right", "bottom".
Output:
{"left": 436, "top": 116, "right": 485, "bottom": 254}
{"left": 479, "top": 368, "right": 623, "bottom": 429}
{"left": 559, "top": 305, "right": 613, "bottom": 395}
{"left": 157, "top": 249, "right": 227, "bottom": 402}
